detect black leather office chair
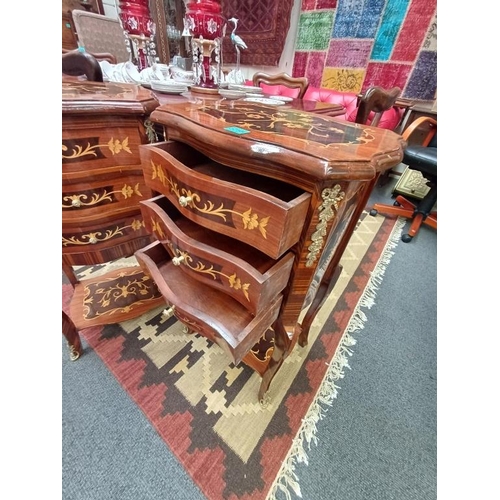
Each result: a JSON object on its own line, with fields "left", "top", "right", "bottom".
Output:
{"left": 370, "top": 116, "right": 437, "bottom": 242}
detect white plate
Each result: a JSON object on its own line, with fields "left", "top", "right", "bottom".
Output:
{"left": 219, "top": 89, "right": 246, "bottom": 99}
{"left": 229, "top": 84, "right": 263, "bottom": 93}
{"left": 153, "top": 87, "right": 188, "bottom": 95}
{"left": 151, "top": 81, "right": 188, "bottom": 91}
{"left": 242, "top": 97, "right": 285, "bottom": 106}
{"left": 270, "top": 95, "right": 294, "bottom": 102}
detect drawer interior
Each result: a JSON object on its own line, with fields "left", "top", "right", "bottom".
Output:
{"left": 152, "top": 141, "right": 307, "bottom": 203}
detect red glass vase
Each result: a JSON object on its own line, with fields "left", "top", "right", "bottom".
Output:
{"left": 185, "top": 0, "right": 225, "bottom": 89}
{"left": 118, "top": 0, "right": 156, "bottom": 70}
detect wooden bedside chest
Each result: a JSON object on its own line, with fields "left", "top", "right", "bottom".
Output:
{"left": 62, "top": 81, "right": 166, "bottom": 330}
{"left": 135, "top": 98, "right": 405, "bottom": 402}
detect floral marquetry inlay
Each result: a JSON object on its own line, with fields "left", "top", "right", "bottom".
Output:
{"left": 150, "top": 216, "right": 251, "bottom": 301}
{"left": 62, "top": 137, "right": 132, "bottom": 160}
{"left": 201, "top": 101, "right": 376, "bottom": 147}
{"left": 62, "top": 219, "right": 144, "bottom": 246}
{"left": 81, "top": 269, "right": 162, "bottom": 321}
{"left": 172, "top": 249, "right": 250, "bottom": 301}
{"left": 150, "top": 160, "right": 270, "bottom": 238}
{"left": 62, "top": 184, "right": 143, "bottom": 209}
{"left": 306, "top": 185, "right": 345, "bottom": 267}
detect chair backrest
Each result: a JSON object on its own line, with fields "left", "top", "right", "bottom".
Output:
{"left": 252, "top": 72, "right": 309, "bottom": 99}
{"left": 354, "top": 86, "right": 401, "bottom": 127}
{"left": 71, "top": 10, "right": 130, "bottom": 64}
{"left": 62, "top": 49, "right": 103, "bottom": 82}
{"left": 402, "top": 116, "right": 437, "bottom": 147}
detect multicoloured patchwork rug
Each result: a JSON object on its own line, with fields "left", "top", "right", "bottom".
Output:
{"left": 62, "top": 212, "right": 404, "bottom": 500}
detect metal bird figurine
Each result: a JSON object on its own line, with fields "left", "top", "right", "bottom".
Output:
{"left": 228, "top": 17, "right": 247, "bottom": 73}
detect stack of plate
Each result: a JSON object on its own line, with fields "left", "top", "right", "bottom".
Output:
{"left": 242, "top": 97, "right": 285, "bottom": 106}
{"left": 228, "top": 84, "right": 263, "bottom": 95}
{"left": 218, "top": 89, "right": 246, "bottom": 99}
{"left": 150, "top": 80, "right": 189, "bottom": 94}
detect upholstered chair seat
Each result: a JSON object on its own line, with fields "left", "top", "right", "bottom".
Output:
{"left": 303, "top": 87, "right": 403, "bottom": 130}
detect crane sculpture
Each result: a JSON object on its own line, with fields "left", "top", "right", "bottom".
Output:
{"left": 228, "top": 17, "right": 247, "bottom": 76}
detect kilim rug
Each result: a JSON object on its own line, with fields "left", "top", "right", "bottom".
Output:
{"left": 62, "top": 212, "right": 405, "bottom": 500}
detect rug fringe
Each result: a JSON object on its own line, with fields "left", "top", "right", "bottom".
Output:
{"left": 266, "top": 217, "right": 405, "bottom": 500}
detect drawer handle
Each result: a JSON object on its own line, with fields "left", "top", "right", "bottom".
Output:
{"left": 71, "top": 199, "right": 81, "bottom": 208}
{"left": 172, "top": 255, "right": 184, "bottom": 266}
{"left": 162, "top": 306, "right": 176, "bottom": 319}
{"left": 178, "top": 195, "right": 192, "bottom": 207}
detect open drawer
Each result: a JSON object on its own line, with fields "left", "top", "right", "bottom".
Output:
{"left": 135, "top": 241, "right": 283, "bottom": 365}
{"left": 140, "top": 194, "right": 295, "bottom": 315}
{"left": 139, "top": 141, "right": 311, "bottom": 259}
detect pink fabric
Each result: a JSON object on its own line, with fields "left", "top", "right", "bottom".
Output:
{"left": 258, "top": 83, "right": 301, "bottom": 98}
{"left": 303, "top": 86, "right": 402, "bottom": 130}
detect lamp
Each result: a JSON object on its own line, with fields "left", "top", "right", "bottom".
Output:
{"left": 117, "top": 0, "right": 157, "bottom": 70}
{"left": 184, "top": 0, "right": 225, "bottom": 93}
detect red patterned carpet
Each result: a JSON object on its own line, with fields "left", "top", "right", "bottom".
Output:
{"left": 62, "top": 212, "right": 403, "bottom": 500}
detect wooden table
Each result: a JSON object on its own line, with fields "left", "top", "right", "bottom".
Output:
{"left": 151, "top": 89, "right": 345, "bottom": 116}
{"left": 136, "top": 95, "right": 405, "bottom": 400}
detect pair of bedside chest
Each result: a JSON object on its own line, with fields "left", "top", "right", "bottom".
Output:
{"left": 62, "top": 82, "right": 404, "bottom": 400}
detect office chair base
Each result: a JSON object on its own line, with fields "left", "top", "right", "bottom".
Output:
{"left": 370, "top": 195, "right": 437, "bottom": 243}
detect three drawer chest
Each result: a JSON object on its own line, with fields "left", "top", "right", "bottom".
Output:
{"left": 62, "top": 81, "right": 166, "bottom": 330}
{"left": 135, "top": 97, "right": 405, "bottom": 402}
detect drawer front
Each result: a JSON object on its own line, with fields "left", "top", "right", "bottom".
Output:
{"left": 135, "top": 241, "right": 283, "bottom": 365}
{"left": 62, "top": 121, "right": 144, "bottom": 173}
{"left": 62, "top": 213, "right": 151, "bottom": 257}
{"left": 62, "top": 236, "right": 152, "bottom": 267}
{"left": 62, "top": 167, "right": 152, "bottom": 224}
{"left": 141, "top": 195, "right": 295, "bottom": 315}
{"left": 140, "top": 142, "right": 311, "bottom": 259}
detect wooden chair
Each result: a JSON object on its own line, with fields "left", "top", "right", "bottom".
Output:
{"left": 252, "top": 72, "right": 309, "bottom": 99}
{"left": 303, "top": 85, "right": 403, "bottom": 128}
{"left": 62, "top": 49, "right": 104, "bottom": 82}
{"left": 354, "top": 85, "right": 402, "bottom": 126}
{"left": 71, "top": 9, "right": 130, "bottom": 63}
{"left": 354, "top": 86, "right": 404, "bottom": 186}
{"left": 370, "top": 116, "right": 437, "bottom": 243}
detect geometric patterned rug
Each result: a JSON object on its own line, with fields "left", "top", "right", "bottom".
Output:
{"left": 62, "top": 212, "right": 404, "bottom": 500}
